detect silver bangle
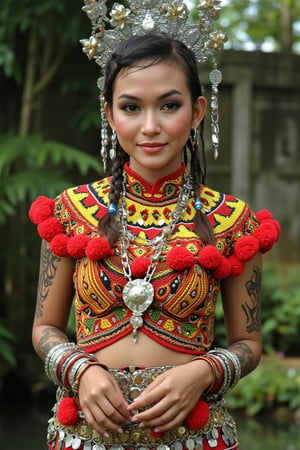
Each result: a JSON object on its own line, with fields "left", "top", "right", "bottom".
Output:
{"left": 68, "top": 356, "right": 92, "bottom": 392}
{"left": 44, "top": 342, "right": 79, "bottom": 386}
{"left": 215, "top": 348, "right": 241, "bottom": 389}
{"left": 208, "top": 348, "right": 241, "bottom": 393}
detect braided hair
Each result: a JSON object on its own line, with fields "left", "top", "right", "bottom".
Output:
{"left": 98, "top": 34, "right": 214, "bottom": 245}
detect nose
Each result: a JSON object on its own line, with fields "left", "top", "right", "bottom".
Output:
{"left": 140, "top": 110, "right": 161, "bottom": 136}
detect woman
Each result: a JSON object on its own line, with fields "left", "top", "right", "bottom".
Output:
{"left": 29, "top": 34, "right": 280, "bottom": 450}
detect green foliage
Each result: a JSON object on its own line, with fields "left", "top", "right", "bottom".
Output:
{"left": 0, "top": 0, "right": 86, "bottom": 78}
{"left": 190, "top": 0, "right": 300, "bottom": 53}
{"left": 0, "top": 321, "right": 16, "bottom": 366}
{"left": 0, "top": 0, "right": 100, "bottom": 135}
{"left": 227, "top": 352, "right": 300, "bottom": 415}
{"left": 260, "top": 262, "right": 300, "bottom": 355}
{"left": 219, "top": 0, "right": 300, "bottom": 52}
{"left": 0, "top": 133, "right": 103, "bottom": 224}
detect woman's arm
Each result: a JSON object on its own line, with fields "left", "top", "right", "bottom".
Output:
{"left": 32, "top": 239, "right": 133, "bottom": 433}
{"left": 221, "top": 251, "right": 263, "bottom": 377}
{"left": 32, "top": 239, "right": 76, "bottom": 361}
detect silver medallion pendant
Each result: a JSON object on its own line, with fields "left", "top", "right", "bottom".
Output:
{"left": 123, "top": 279, "right": 154, "bottom": 342}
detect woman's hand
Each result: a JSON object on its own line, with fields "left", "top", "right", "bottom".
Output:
{"left": 127, "top": 361, "right": 213, "bottom": 432}
{"left": 78, "top": 365, "right": 133, "bottom": 435}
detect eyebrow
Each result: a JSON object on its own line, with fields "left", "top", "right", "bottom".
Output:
{"left": 118, "top": 89, "right": 183, "bottom": 101}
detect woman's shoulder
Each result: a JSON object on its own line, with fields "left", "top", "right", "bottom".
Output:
{"left": 200, "top": 185, "right": 281, "bottom": 274}
{"left": 28, "top": 177, "right": 111, "bottom": 248}
{"left": 55, "top": 177, "right": 110, "bottom": 215}
{"left": 200, "top": 185, "right": 256, "bottom": 236}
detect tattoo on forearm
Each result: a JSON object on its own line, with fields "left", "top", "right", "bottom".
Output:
{"left": 242, "top": 265, "right": 262, "bottom": 333}
{"left": 37, "top": 327, "right": 68, "bottom": 360}
{"left": 229, "top": 342, "right": 254, "bottom": 377}
{"left": 36, "top": 241, "right": 61, "bottom": 318}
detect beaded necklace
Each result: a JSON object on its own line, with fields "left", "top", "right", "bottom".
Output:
{"left": 118, "top": 172, "right": 193, "bottom": 342}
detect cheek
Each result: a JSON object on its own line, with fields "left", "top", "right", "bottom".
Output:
{"left": 114, "top": 117, "right": 137, "bottom": 141}
{"left": 167, "top": 116, "right": 191, "bottom": 140}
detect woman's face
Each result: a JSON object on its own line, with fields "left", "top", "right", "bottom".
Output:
{"left": 105, "top": 60, "right": 207, "bottom": 184}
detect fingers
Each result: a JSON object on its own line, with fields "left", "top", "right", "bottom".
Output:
{"left": 127, "top": 365, "right": 206, "bottom": 432}
{"left": 130, "top": 395, "right": 186, "bottom": 431}
{"left": 78, "top": 367, "right": 132, "bottom": 434}
{"left": 83, "top": 395, "right": 126, "bottom": 435}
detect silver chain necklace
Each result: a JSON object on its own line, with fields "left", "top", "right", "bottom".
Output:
{"left": 118, "top": 172, "right": 193, "bottom": 342}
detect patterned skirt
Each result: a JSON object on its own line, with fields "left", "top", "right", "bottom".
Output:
{"left": 47, "top": 366, "right": 239, "bottom": 450}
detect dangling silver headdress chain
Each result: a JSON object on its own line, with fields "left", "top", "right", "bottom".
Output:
{"left": 80, "top": 0, "right": 228, "bottom": 166}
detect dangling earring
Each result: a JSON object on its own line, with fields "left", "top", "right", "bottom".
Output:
{"left": 100, "top": 96, "right": 109, "bottom": 172}
{"left": 209, "top": 62, "right": 223, "bottom": 160}
{"left": 191, "top": 127, "right": 198, "bottom": 150}
{"left": 109, "top": 130, "right": 117, "bottom": 162}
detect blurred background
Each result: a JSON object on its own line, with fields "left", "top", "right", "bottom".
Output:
{"left": 0, "top": 0, "right": 300, "bottom": 448}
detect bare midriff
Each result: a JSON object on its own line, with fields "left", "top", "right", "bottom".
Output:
{"left": 94, "top": 332, "right": 196, "bottom": 368}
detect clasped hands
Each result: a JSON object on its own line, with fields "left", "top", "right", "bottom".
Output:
{"left": 78, "top": 361, "right": 209, "bottom": 436}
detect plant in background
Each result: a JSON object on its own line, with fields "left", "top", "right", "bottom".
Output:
{"left": 0, "top": 320, "right": 16, "bottom": 367}
{"left": 227, "top": 351, "right": 300, "bottom": 415}
{"left": 215, "top": 0, "right": 300, "bottom": 53}
{"left": 260, "top": 261, "right": 300, "bottom": 356}
{"left": 0, "top": 133, "right": 102, "bottom": 224}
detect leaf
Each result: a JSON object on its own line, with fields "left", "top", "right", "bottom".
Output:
{"left": 0, "top": 323, "right": 15, "bottom": 340}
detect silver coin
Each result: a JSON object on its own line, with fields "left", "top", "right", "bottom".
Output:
{"left": 207, "top": 438, "right": 218, "bottom": 448}
{"left": 211, "top": 427, "right": 219, "bottom": 439}
{"left": 186, "top": 438, "right": 195, "bottom": 450}
{"left": 72, "top": 437, "right": 82, "bottom": 450}
{"left": 174, "top": 441, "right": 183, "bottom": 450}
{"left": 64, "top": 435, "right": 74, "bottom": 448}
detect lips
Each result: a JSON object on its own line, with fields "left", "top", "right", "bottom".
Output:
{"left": 139, "top": 142, "right": 166, "bottom": 153}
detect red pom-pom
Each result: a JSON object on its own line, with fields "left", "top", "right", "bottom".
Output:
{"left": 37, "top": 217, "right": 64, "bottom": 241}
{"left": 50, "top": 233, "right": 69, "bottom": 257}
{"left": 254, "top": 221, "right": 279, "bottom": 252}
{"left": 130, "top": 257, "right": 151, "bottom": 278}
{"left": 185, "top": 400, "right": 209, "bottom": 430}
{"left": 272, "top": 220, "right": 281, "bottom": 240}
{"left": 213, "top": 255, "right": 232, "bottom": 279}
{"left": 57, "top": 397, "right": 79, "bottom": 426}
{"left": 198, "top": 245, "right": 222, "bottom": 269}
{"left": 234, "top": 235, "right": 259, "bottom": 261}
{"left": 29, "top": 196, "right": 55, "bottom": 224}
{"left": 166, "top": 247, "right": 194, "bottom": 271}
{"left": 228, "top": 254, "right": 245, "bottom": 277}
{"left": 150, "top": 429, "right": 164, "bottom": 438}
{"left": 67, "top": 235, "right": 90, "bottom": 258}
{"left": 255, "top": 209, "right": 274, "bottom": 222}
{"left": 86, "top": 237, "right": 114, "bottom": 261}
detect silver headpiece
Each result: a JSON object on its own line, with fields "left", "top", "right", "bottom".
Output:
{"left": 81, "top": 0, "right": 228, "bottom": 165}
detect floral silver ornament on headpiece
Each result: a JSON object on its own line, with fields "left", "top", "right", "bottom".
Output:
{"left": 81, "top": 0, "right": 228, "bottom": 166}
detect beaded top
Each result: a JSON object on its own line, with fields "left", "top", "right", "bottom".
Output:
{"left": 29, "top": 164, "right": 280, "bottom": 354}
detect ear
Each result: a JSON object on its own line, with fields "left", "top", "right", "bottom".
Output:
{"left": 191, "top": 96, "right": 207, "bottom": 128}
{"left": 104, "top": 102, "right": 114, "bottom": 129}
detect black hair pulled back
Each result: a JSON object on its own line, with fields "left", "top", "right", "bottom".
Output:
{"left": 98, "top": 33, "right": 214, "bottom": 245}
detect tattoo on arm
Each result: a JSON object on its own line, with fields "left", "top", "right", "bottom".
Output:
{"left": 37, "top": 327, "right": 68, "bottom": 360}
{"left": 229, "top": 342, "right": 254, "bottom": 377}
{"left": 36, "top": 241, "right": 61, "bottom": 319}
{"left": 242, "top": 265, "right": 262, "bottom": 333}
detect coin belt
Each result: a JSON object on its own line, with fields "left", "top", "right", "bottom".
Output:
{"left": 47, "top": 366, "right": 239, "bottom": 450}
